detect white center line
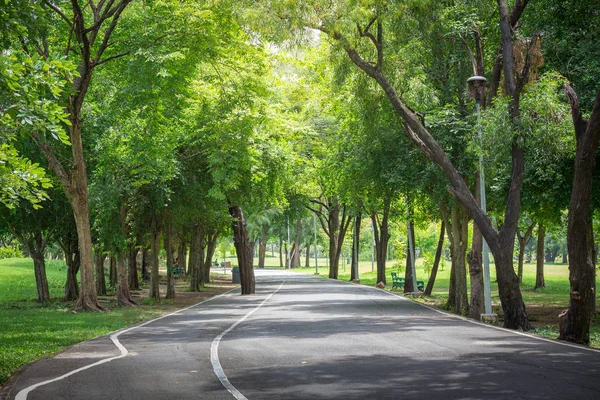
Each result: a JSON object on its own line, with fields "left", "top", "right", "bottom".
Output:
{"left": 15, "top": 287, "right": 238, "bottom": 400}
{"left": 211, "top": 282, "right": 285, "bottom": 400}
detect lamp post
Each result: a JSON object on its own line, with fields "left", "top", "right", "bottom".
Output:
{"left": 467, "top": 75, "right": 497, "bottom": 322}
{"left": 371, "top": 220, "right": 375, "bottom": 272}
{"left": 313, "top": 213, "right": 318, "bottom": 274}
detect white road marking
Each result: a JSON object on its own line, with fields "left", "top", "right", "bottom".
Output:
{"left": 211, "top": 282, "right": 285, "bottom": 400}
{"left": 15, "top": 287, "right": 239, "bottom": 400}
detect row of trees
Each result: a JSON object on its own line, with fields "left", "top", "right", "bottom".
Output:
{"left": 1, "top": 0, "right": 599, "bottom": 344}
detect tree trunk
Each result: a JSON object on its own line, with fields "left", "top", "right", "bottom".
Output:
{"left": 95, "top": 250, "right": 106, "bottom": 296}
{"left": 351, "top": 212, "right": 361, "bottom": 281}
{"left": 109, "top": 255, "right": 117, "bottom": 287}
{"left": 467, "top": 176, "right": 484, "bottom": 320}
{"left": 425, "top": 221, "right": 445, "bottom": 297}
{"left": 305, "top": 243, "right": 311, "bottom": 268}
{"left": 229, "top": 205, "right": 255, "bottom": 295}
{"left": 32, "top": 252, "right": 50, "bottom": 303}
{"left": 284, "top": 242, "right": 289, "bottom": 269}
{"left": 495, "top": 248, "right": 530, "bottom": 330}
{"left": 149, "top": 226, "right": 161, "bottom": 301}
{"left": 204, "top": 230, "right": 219, "bottom": 284}
{"left": 534, "top": 224, "right": 546, "bottom": 290}
{"left": 177, "top": 239, "right": 187, "bottom": 276}
{"left": 189, "top": 223, "right": 205, "bottom": 292}
{"left": 446, "top": 205, "right": 469, "bottom": 315}
{"left": 404, "top": 218, "right": 416, "bottom": 293}
{"left": 562, "top": 77, "right": 600, "bottom": 344}
{"left": 22, "top": 231, "right": 50, "bottom": 303}
{"left": 328, "top": 204, "right": 341, "bottom": 279}
{"left": 116, "top": 256, "right": 136, "bottom": 306}
{"left": 516, "top": 222, "right": 534, "bottom": 284}
{"left": 291, "top": 219, "right": 302, "bottom": 268}
{"left": 165, "top": 211, "right": 175, "bottom": 300}
{"left": 141, "top": 246, "right": 150, "bottom": 281}
{"left": 373, "top": 200, "right": 390, "bottom": 285}
{"left": 258, "top": 225, "right": 268, "bottom": 268}
{"left": 128, "top": 245, "right": 139, "bottom": 290}
{"left": 279, "top": 238, "right": 283, "bottom": 268}
{"left": 63, "top": 244, "right": 80, "bottom": 302}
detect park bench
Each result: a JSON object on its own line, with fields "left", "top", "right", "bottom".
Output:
{"left": 391, "top": 272, "right": 424, "bottom": 291}
{"left": 172, "top": 266, "right": 183, "bottom": 278}
{"left": 390, "top": 272, "right": 404, "bottom": 290}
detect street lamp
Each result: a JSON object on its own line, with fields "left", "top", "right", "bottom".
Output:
{"left": 313, "top": 213, "right": 318, "bottom": 274}
{"left": 467, "top": 75, "right": 497, "bottom": 324}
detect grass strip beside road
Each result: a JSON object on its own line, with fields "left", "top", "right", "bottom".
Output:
{"left": 0, "top": 258, "right": 234, "bottom": 388}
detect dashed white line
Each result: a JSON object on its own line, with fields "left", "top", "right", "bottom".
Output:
{"left": 211, "top": 282, "right": 285, "bottom": 400}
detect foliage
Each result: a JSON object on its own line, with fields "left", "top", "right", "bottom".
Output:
{"left": 0, "top": 246, "right": 22, "bottom": 259}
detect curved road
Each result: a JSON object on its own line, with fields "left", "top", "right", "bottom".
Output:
{"left": 4, "top": 270, "right": 600, "bottom": 399}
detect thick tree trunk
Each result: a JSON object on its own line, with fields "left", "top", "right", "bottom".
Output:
{"left": 258, "top": 225, "right": 268, "bottom": 268}
{"left": 495, "top": 248, "right": 530, "bottom": 330}
{"left": 351, "top": 213, "right": 361, "bottom": 281}
{"left": 189, "top": 223, "right": 205, "bottom": 292}
{"left": 116, "top": 256, "right": 136, "bottom": 306}
{"left": 534, "top": 224, "right": 546, "bottom": 290}
{"left": 32, "top": 252, "right": 50, "bottom": 303}
{"left": 63, "top": 245, "right": 80, "bottom": 302}
{"left": 446, "top": 205, "right": 469, "bottom": 315}
{"left": 128, "top": 245, "right": 139, "bottom": 290}
{"left": 149, "top": 226, "right": 161, "bottom": 301}
{"left": 229, "top": 205, "right": 255, "bottom": 295}
{"left": 95, "top": 250, "right": 107, "bottom": 296}
{"left": 22, "top": 231, "right": 50, "bottom": 303}
{"left": 425, "top": 221, "right": 445, "bottom": 297}
{"left": 204, "top": 231, "right": 219, "bottom": 284}
{"left": 109, "top": 255, "right": 117, "bottom": 287}
{"left": 291, "top": 219, "right": 302, "bottom": 268}
{"left": 559, "top": 86, "right": 600, "bottom": 344}
{"left": 373, "top": 201, "right": 390, "bottom": 285}
{"left": 467, "top": 177, "right": 484, "bottom": 319}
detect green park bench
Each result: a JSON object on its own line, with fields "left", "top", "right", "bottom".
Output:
{"left": 390, "top": 272, "right": 404, "bottom": 290}
{"left": 172, "top": 266, "right": 183, "bottom": 278}
{"left": 391, "top": 272, "right": 424, "bottom": 291}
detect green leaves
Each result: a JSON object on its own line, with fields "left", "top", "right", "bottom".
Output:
{"left": 0, "top": 144, "right": 51, "bottom": 209}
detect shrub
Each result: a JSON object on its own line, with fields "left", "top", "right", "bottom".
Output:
{"left": 0, "top": 245, "right": 22, "bottom": 259}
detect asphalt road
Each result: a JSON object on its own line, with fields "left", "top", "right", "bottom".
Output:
{"left": 4, "top": 269, "right": 600, "bottom": 400}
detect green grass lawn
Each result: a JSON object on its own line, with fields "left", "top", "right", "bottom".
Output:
{"left": 0, "top": 258, "right": 225, "bottom": 387}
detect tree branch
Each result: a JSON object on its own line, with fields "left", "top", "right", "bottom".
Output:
{"left": 31, "top": 133, "right": 72, "bottom": 192}
{"left": 96, "top": 51, "right": 131, "bottom": 66}
{"left": 43, "top": 0, "right": 73, "bottom": 27}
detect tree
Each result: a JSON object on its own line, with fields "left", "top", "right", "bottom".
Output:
{"left": 245, "top": 0, "right": 537, "bottom": 329}
{"left": 559, "top": 85, "right": 600, "bottom": 344}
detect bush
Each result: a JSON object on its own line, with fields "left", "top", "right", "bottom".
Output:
{"left": 0, "top": 245, "right": 22, "bottom": 259}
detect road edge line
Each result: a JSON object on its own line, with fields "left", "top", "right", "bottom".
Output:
{"left": 15, "top": 286, "right": 239, "bottom": 400}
